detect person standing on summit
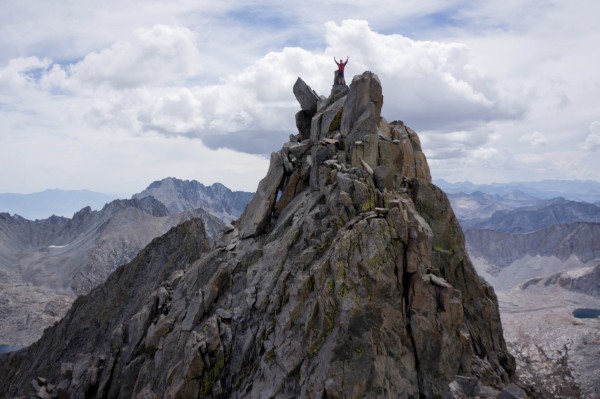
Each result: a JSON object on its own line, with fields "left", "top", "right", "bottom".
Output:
{"left": 334, "top": 56, "right": 349, "bottom": 85}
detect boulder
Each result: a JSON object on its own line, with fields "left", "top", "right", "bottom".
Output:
{"left": 498, "top": 383, "right": 528, "bottom": 399}
{"left": 320, "top": 95, "right": 346, "bottom": 135}
{"left": 293, "top": 77, "right": 320, "bottom": 116}
{"left": 295, "top": 110, "right": 312, "bottom": 141}
{"left": 330, "top": 74, "right": 349, "bottom": 102}
{"left": 340, "top": 71, "right": 383, "bottom": 152}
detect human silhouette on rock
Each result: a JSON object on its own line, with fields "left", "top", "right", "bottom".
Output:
{"left": 334, "top": 56, "right": 349, "bottom": 85}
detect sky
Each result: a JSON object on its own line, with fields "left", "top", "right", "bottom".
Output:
{"left": 1, "top": 0, "right": 599, "bottom": 196}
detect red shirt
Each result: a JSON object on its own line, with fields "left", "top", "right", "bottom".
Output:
{"left": 336, "top": 59, "right": 348, "bottom": 72}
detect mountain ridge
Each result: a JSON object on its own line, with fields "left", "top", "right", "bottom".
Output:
{"left": 436, "top": 178, "right": 600, "bottom": 203}
{"left": 0, "top": 186, "right": 233, "bottom": 346}
{"left": 464, "top": 199, "right": 600, "bottom": 233}
{"left": 133, "top": 177, "right": 253, "bottom": 223}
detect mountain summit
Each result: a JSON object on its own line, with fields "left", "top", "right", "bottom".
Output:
{"left": 0, "top": 72, "right": 519, "bottom": 398}
{"left": 134, "top": 178, "right": 253, "bottom": 223}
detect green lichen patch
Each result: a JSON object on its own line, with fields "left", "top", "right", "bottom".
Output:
{"left": 329, "top": 109, "right": 343, "bottom": 132}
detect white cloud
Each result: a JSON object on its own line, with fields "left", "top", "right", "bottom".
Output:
{"left": 2, "top": 1, "right": 600, "bottom": 195}
{"left": 420, "top": 129, "right": 493, "bottom": 161}
{"left": 582, "top": 121, "right": 600, "bottom": 152}
{"left": 0, "top": 56, "right": 51, "bottom": 92}
{"left": 520, "top": 131, "right": 548, "bottom": 146}
{"left": 322, "top": 20, "right": 523, "bottom": 131}
{"left": 68, "top": 25, "right": 201, "bottom": 89}
{"left": 28, "top": 20, "right": 519, "bottom": 158}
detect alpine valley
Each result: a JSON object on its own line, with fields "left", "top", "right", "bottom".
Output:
{"left": 446, "top": 189, "right": 600, "bottom": 398}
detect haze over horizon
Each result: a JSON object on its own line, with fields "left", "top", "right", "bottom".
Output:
{"left": 2, "top": 1, "right": 599, "bottom": 196}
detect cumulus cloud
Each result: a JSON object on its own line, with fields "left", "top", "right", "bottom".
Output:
{"left": 12, "top": 20, "right": 521, "bottom": 158}
{"left": 68, "top": 25, "right": 202, "bottom": 89}
{"left": 324, "top": 20, "right": 524, "bottom": 130}
{"left": 582, "top": 121, "right": 600, "bottom": 152}
{"left": 420, "top": 129, "right": 491, "bottom": 160}
{"left": 0, "top": 56, "right": 51, "bottom": 92}
{"left": 3, "top": 3, "right": 600, "bottom": 194}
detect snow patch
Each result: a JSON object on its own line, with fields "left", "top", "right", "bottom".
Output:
{"left": 563, "top": 266, "right": 595, "bottom": 279}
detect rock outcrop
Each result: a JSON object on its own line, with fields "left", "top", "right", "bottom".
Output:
{"left": 0, "top": 72, "right": 518, "bottom": 398}
{"left": 521, "top": 263, "right": 600, "bottom": 297}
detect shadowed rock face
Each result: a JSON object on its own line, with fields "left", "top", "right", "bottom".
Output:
{"left": 0, "top": 72, "right": 517, "bottom": 399}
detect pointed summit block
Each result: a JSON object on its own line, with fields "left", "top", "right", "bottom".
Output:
{"left": 293, "top": 77, "right": 320, "bottom": 116}
{"left": 341, "top": 71, "right": 383, "bottom": 151}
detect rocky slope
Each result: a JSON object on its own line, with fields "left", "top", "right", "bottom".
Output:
{"left": 0, "top": 72, "right": 521, "bottom": 398}
{"left": 513, "top": 265, "right": 600, "bottom": 397}
{"left": 0, "top": 197, "right": 226, "bottom": 346}
{"left": 495, "top": 285, "right": 600, "bottom": 399}
{"left": 134, "top": 178, "right": 253, "bottom": 222}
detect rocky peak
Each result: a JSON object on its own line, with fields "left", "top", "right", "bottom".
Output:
{"left": 0, "top": 72, "right": 520, "bottom": 399}
{"left": 100, "top": 196, "right": 170, "bottom": 218}
{"left": 238, "top": 72, "right": 430, "bottom": 240}
{"left": 134, "top": 177, "right": 253, "bottom": 223}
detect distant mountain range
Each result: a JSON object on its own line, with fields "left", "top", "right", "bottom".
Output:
{"left": 467, "top": 222, "right": 600, "bottom": 268}
{"left": 457, "top": 195, "right": 600, "bottom": 270}
{"left": 0, "top": 189, "right": 118, "bottom": 220}
{"left": 446, "top": 190, "right": 541, "bottom": 222}
{"left": 0, "top": 178, "right": 253, "bottom": 346}
{"left": 463, "top": 198, "right": 600, "bottom": 232}
{"left": 4, "top": 179, "right": 598, "bottom": 221}
{"left": 436, "top": 178, "right": 600, "bottom": 203}
{"left": 449, "top": 182, "right": 600, "bottom": 396}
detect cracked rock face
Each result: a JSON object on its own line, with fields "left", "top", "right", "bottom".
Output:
{"left": 0, "top": 72, "right": 517, "bottom": 399}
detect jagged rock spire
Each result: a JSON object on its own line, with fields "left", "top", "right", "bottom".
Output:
{"left": 0, "top": 71, "right": 519, "bottom": 399}
{"left": 238, "top": 71, "right": 431, "bottom": 239}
